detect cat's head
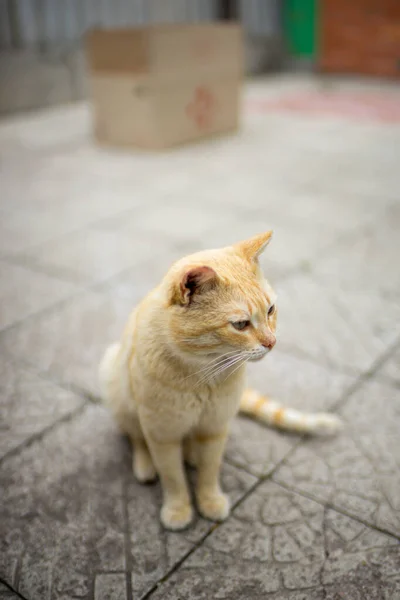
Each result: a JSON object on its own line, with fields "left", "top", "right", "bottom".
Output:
{"left": 164, "top": 232, "right": 277, "bottom": 368}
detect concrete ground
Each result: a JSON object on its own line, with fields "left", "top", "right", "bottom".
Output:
{"left": 0, "top": 75, "right": 399, "bottom": 600}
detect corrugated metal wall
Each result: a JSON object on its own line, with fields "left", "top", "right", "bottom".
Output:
{"left": 0, "top": 0, "right": 281, "bottom": 51}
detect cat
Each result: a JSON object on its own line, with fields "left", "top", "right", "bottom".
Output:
{"left": 99, "top": 231, "right": 341, "bottom": 530}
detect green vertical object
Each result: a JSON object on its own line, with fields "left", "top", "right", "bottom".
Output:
{"left": 284, "top": 0, "right": 317, "bottom": 57}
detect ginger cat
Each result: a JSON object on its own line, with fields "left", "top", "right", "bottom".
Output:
{"left": 99, "top": 232, "right": 341, "bottom": 530}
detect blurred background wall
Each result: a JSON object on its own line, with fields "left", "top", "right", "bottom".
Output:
{"left": 0, "top": 0, "right": 283, "bottom": 114}
{"left": 1, "top": 0, "right": 399, "bottom": 115}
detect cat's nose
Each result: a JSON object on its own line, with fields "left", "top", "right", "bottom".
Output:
{"left": 261, "top": 335, "right": 276, "bottom": 350}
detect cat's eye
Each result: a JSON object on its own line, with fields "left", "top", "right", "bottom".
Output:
{"left": 232, "top": 320, "right": 250, "bottom": 331}
{"left": 268, "top": 304, "right": 275, "bottom": 316}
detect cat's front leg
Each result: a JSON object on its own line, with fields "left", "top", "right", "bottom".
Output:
{"left": 195, "top": 429, "right": 230, "bottom": 522}
{"left": 144, "top": 436, "right": 193, "bottom": 530}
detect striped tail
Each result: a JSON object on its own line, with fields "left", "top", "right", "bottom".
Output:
{"left": 240, "top": 388, "right": 342, "bottom": 436}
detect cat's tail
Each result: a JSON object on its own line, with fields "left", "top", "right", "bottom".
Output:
{"left": 239, "top": 388, "right": 342, "bottom": 436}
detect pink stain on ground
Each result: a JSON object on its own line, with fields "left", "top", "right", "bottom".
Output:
{"left": 247, "top": 92, "right": 400, "bottom": 124}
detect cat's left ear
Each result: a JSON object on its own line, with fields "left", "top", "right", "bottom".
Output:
{"left": 172, "top": 265, "right": 217, "bottom": 306}
{"left": 235, "top": 231, "right": 273, "bottom": 262}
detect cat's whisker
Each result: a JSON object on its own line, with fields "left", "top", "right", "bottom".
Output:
{"left": 201, "top": 359, "right": 246, "bottom": 386}
{"left": 183, "top": 350, "right": 243, "bottom": 382}
{"left": 195, "top": 353, "right": 246, "bottom": 387}
{"left": 193, "top": 358, "right": 243, "bottom": 387}
{"left": 221, "top": 356, "right": 250, "bottom": 383}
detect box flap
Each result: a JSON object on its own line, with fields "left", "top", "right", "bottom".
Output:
{"left": 149, "top": 23, "right": 243, "bottom": 76}
{"left": 86, "top": 29, "right": 149, "bottom": 74}
{"left": 86, "top": 24, "right": 243, "bottom": 77}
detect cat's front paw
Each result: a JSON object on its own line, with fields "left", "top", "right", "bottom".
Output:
{"left": 161, "top": 501, "right": 193, "bottom": 531}
{"left": 197, "top": 491, "right": 230, "bottom": 522}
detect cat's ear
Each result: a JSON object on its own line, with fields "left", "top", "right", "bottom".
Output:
{"left": 173, "top": 266, "right": 217, "bottom": 305}
{"left": 235, "top": 231, "right": 273, "bottom": 262}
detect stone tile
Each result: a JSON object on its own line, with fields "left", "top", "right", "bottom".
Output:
{"left": 377, "top": 344, "right": 400, "bottom": 386}
{"left": 126, "top": 463, "right": 256, "bottom": 599}
{"left": 276, "top": 272, "right": 400, "bottom": 374}
{"left": 0, "top": 208, "right": 73, "bottom": 257}
{"left": 314, "top": 132, "right": 400, "bottom": 201}
{"left": 274, "top": 379, "right": 400, "bottom": 537}
{"left": 0, "top": 402, "right": 256, "bottom": 600}
{"left": 0, "top": 357, "right": 84, "bottom": 460}
{"left": 95, "top": 196, "right": 245, "bottom": 248}
{"left": 202, "top": 210, "right": 343, "bottom": 281}
{"left": 0, "top": 142, "right": 161, "bottom": 220}
{"left": 150, "top": 481, "right": 400, "bottom": 600}
{"left": 0, "top": 290, "right": 136, "bottom": 395}
{"left": 225, "top": 349, "right": 353, "bottom": 476}
{"left": 313, "top": 202, "right": 400, "bottom": 301}
{"left": 17, "top": 228, "right": 164, "bottom": 285}
{"left": 0, "top": 104, "right": 89, "bottom": 157}
{"left": 0, "top": 191, "right": 147, "bottom": 258}
{"left": 0, "top": 583, "right": 20, "bottom": 599}
{"left": 0, "top": 259, "right": 79, "bottom": 331}
{"left": 109, "top": 203, "right": 343, "bottom": 283}
{"left": 93, "top": 574, "right": 126, "bottom": 600}
{"left": 0, "top": 404, "right": 130, "bottom": 600}
{"left": 99, "top": 245, "right": 192, "bottom": 300}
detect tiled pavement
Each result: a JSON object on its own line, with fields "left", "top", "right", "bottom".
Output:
{"left": 0, "top": 75, "right": 399, "bottom": 600}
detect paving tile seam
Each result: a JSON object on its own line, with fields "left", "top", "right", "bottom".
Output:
{"left": 0, "top": 197, "right": 385, "bottom": 343}
{"left": 0, "top": 201, "right": 163, "bottom": 264}
{"left": 0, "top": 401, "right": 88, "bottom": 467}
{"left": 272, "top": 479, "right": 400, "bottom": 543}
{"left": 0, "top": 221, "right": 302, "bottom": 289}
{"left": 305, "top": 219, "right": 372, "bottom": 269}
{"left": 140, "top": 437, "right": 399, "bottom": 599}
{"left": 278, "top": 328, "right": 400, "bottom": 391}
{"left": 0, "top": 286, "right": 88, "bottom": 337}
{"left": 0, "top": 577, "right": 28, "bottom": 600}
{"left": 0, "top": 350, "right": 103, "bottom": 408}
{"left": 330, "top": 332, "right": 400, "bottom": 413}
{"left": 122, "top": 480, "right": 134, "bottom": 600}
{"left": 139, "top": 443, "right": 304, "bottom": 599}
{"left": 0, "top": 246, "right": 157, "bottom": 337}
{"left": 1, "top": 290, "right": 396, "bottom": 494}
{"left": 275, "top": 342, "right": 361, "bottom": 378}
{"left": 1, "top": 254, "right": 91, "bottom": 285}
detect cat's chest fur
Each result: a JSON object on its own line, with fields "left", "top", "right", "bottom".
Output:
{"left": 131, "top": 352, "right": 245, "bottom": 438}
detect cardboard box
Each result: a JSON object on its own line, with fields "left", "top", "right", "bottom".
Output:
{"left": 86, "top": 24, "right": 243, "bottom": 149}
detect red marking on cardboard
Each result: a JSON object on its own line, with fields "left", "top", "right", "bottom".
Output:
{"left": 186, "top": 86, "right": 216, "bottom": 130}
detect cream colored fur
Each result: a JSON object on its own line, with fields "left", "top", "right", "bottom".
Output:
{"left": 99, "top": 233, "right": 341, "bottom": 530}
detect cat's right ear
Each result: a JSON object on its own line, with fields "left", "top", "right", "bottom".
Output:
{"left": 235, "top": 231, "right": 273, "bottom": 263}
{"left": 171, "top": 266, "right": 217, "bottom": 306}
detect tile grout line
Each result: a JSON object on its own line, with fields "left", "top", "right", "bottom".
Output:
{"left": 140, "top": 441, "right": 303, "bottom": 600}
{"left": 331, "top": 332, "right": 400, "bottom": 413}
{"left": 0, "top": 189, "right": 374, "bottom": 341}
{"left": 0, "top": 402, "right": 89, "bottom": 467}
{"left": 273, "top": 479, "right": 400, "bottom": 543}
{"left": 0, "top": 198, "right": 159, "bottom": 264}
{"left": 122, "top": 479, "right": 134, "bottom": 600}
{"left": 138, "top": 334, "right": 400, "bottom": 598}
{"left": 278, "top": 334, "right": 400, "bottom": 396}
{"left": 0, "top": 576, "right": 29, "bottom": 600}
{"left": 2, "top": 253, "right": 89, "bottom": 285}
{"left": 276, "top": 342, "right": 360, "bottom": 378}
{"left": 0, "top": 230, "right": 183, "bottom": 339}
{"left": 143, "top": 439, "right": 400, "bottom": 600}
